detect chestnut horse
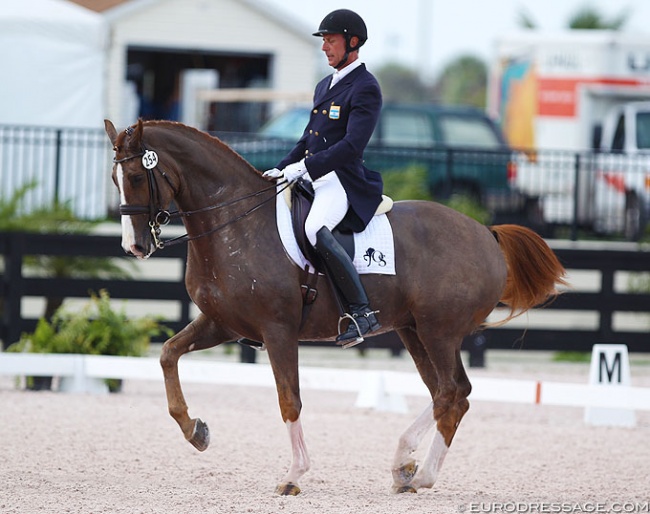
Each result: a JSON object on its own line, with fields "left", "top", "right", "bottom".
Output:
{"left": 104, "top": 119, "right": 567, "bottom": 496}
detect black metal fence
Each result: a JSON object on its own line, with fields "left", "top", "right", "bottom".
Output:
{"left": 2, "top": 232, "right": 650, "bottom": 355}
{"left": 2, "top": 124, "right": 650, "bottom": 241}
{"left": 0, "top": 125, "right": 114, "bottom": 219}
{"left": 511, "top": 150, "right": 650, "bottom": 241}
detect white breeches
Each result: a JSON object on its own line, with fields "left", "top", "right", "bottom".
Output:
{"left": 304, "top": 171, "right": 349, "bottom": 247}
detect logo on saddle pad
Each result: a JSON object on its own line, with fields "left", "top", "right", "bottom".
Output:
{"left": 363, "top": 247, "right": 386, "bottom": 267}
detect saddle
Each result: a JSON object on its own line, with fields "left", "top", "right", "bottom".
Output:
{"left": 288, "top": 178, "right": 393, "bottom": 275}
{"left": 290, "top": 179, "right": 353, "bottom": 274}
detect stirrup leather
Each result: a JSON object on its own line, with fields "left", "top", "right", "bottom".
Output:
{"left": 337, "top": 310, "right": 380, "bottom": 349}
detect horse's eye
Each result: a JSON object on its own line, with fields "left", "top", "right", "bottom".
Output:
{"left": 129, "top": 173, "right": 146, "bottom": 187}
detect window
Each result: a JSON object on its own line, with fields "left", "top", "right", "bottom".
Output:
{"left": 381, "top": 110, "right": 435, "bottom": 147}
{"left": 635, "top": 112, "right": 650, "bottom": 150}
{"left": 438, "top": 115, "right": 502, "bottom": 149}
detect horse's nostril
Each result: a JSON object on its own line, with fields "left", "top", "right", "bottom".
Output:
{"left": 129, "top": 244, "right": 146, "bottom": 258}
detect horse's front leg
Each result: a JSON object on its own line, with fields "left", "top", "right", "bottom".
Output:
{"left": 159, "top": 313, "right": 232, "bottom": 451}
{"left": 265, "top": 337, "right": 310, "bottom": 496}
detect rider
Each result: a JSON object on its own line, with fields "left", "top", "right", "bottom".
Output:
{"left": 263, "top": 9, "right": 384, "bottom": 347}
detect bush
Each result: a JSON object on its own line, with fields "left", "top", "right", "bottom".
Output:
{"left": 8, "top": 290, "right": 172, "bottom": 357}
{"left": 382, "top": 165, "right": 432, "bottom": 201}
{"left": 0, "top": 182, "right": 136, "bottom": 322}
{"left": 382, "top": 165, "right": 491, "bottom": 224}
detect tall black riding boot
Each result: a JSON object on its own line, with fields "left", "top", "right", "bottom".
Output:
{"left": 314, "top": 227, "right": 381, "bottom": 348}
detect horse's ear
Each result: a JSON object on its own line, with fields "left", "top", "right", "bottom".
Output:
{"left": 128, "top": 118, "right": 145, "bottom": 149}
{"left": 104, "top": 119, "right": 118, "bottom": 145}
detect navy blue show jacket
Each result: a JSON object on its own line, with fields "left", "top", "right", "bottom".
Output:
{"left": 277, "top": 63, "right": 383, "bottom": 232}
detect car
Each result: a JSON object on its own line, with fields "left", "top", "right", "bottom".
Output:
{"left": 220, "top": 103, "right": 531, "bottom": 217}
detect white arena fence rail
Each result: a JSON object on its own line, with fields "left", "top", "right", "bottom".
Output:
{"left": 1, "top": 353, "right": 649, "bottom": 415}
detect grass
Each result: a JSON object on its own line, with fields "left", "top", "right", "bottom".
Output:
{"left": 552, "top": 351, "right": 591, "bottom": 363}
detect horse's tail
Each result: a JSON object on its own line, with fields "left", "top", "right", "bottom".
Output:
{"left": 487, "top": 224, "right": 569, "bottom": 327}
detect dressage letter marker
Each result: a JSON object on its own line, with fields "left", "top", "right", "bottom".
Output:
{"left": 584, "top": 344, "right": 636, "bottom": 427}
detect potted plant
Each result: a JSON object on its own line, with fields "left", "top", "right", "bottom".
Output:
{"left": 7, "top": 290, "right": 172, "bottom": 392}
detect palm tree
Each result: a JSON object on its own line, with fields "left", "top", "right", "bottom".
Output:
{"left": 517, "top": 5, "right": 629, "bottom": 30}
{"left": 568, "top": 6, "right": 629, "bottom": 29}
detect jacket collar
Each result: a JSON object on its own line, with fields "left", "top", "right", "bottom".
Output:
{"left": 314, "top": 63, "right": 366, "bottom": 107}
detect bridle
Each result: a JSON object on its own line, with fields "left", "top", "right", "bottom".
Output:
{"left": 114, "top": 130, "right": 289, "bottom": 249}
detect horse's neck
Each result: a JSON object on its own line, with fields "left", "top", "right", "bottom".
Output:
{"left": 169, "top": 128, "right": 267, "bottom": 210}
{"left": 165, "top": 127, "right": 277, "bottom": 241}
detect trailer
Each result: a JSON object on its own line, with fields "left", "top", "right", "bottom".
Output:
{"left": 489, "top": 30, "right": 650, "bottom": 239}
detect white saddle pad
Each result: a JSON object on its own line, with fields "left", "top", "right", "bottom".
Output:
{"left": 276, "top": 188, "right": 396, "bottom": 275}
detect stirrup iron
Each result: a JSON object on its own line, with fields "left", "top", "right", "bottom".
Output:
{"left": 336, "top": 309, "right": 380, "bottom": 349}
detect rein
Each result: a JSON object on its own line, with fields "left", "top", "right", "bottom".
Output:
{"left": 162, "top": 180, "right": 290, "bottom": 247}
{"left": 115, "top": 137, "right": 290, "bottom": 249}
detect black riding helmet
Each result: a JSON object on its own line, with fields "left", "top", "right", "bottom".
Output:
{"left": 313, "top": 9, "right": 368, "bottom": 68}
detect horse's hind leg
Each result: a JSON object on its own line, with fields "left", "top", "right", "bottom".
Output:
{"left": 391, "top": 329, "right": 438, "bottom": 493}
{"left": 159, "top": 313, "right": 232, "bottom": 451}
{"left": 392, "top": 329, "right": 471, "bottom": 493}
{"left": 409, "top": 347, "right": 471, "bottom": 492}
{"left": 392, "top": 401, "right": 436, "bottom": 493}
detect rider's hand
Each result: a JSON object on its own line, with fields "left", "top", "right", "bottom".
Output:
{"left": 282, "top": 160, "right": 307, "bottom": 183}
{"left": 262, "top": 167, "right": 283, "bottom": 179}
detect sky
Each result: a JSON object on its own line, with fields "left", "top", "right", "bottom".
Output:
{"left": 264, "top": 0, "right": 650, "bottom": 80}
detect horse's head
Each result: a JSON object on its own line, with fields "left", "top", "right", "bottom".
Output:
{"left": 105, "top": 119, "right": 178, "bottom": 259}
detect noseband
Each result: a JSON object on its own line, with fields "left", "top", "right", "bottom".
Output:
{"left": 114, "top": 127, "right": 289, "bottom": 249}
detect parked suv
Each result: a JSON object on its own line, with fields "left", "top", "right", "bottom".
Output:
{"left": 222, "top": 103, "right": 529, "bottom": 216}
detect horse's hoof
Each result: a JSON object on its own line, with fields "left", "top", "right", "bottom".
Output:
{"left": 392, "top": 485, "right": 418, "bottom": 494}
{"left": 392, "top": 460, "right": 418, "bottom": 486}
{"left": 188, "top": 418, "right": 210, "bottom": 452}
{"left": 275, "top": 482, "right": 301, "bottom": 496}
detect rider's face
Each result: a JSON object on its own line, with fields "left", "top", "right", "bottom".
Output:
{"left": 321, "top": 34, "right": 358, "bottom": 69}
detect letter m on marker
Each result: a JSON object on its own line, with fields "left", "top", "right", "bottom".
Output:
{"left": 599, "top": 351, "right": 622, "bottom": 383}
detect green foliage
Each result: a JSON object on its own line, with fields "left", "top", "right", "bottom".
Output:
{"left": 382, "top": 165, "right": 432, "bottom": 201}
{"left": 553, "top": 351, "right": 590, "bottom": 363}
{"left": 628, "top": 272, "right": 650, "bottom": 293}
{"left": 568, "top": 7, "right": 628, "bottom": 29}
{"left": 8, "top": 290, "right": 172, "bottom": 356}
{"left": 375, "top": 63, "right": 428, "bottom": 103}
{"left": 0, "top": 182, "right": 136, "bottom": 319}
{"left": 434, "top": 55, "right": 488, "bottom": 109}
{"left": 517, "top": 5, "right": 629, "bottom": 30}
{"left": 375, "top": 57, "right": 489, "bottom": 109}
{"left": 516, "top": 7, "right": 538, "bottom": 28}
{"left": 381, "top": 166, "right": 491, "bottom": 224}
{"left": 0, "top": 181, "right": 97, "bottom": 233}
{"left": 441, "top": 196, "right": 491, "bottom": 225}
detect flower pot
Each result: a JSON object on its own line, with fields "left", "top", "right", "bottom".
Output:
{"left": 58, "top": 375, "right": 108, "bottom": 394}
{"left": 26, "top": 376, "right": 53, "bottom": 391}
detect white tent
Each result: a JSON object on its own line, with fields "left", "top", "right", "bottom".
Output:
{"left": 0, "top": 0, "right": 106, "bottom": 128}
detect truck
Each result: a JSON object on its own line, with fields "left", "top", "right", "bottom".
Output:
{"left": 488, "top": 30, "right": 650, "bottom": 240}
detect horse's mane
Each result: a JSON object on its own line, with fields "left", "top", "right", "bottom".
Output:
{"left": 139, "top": 119, "right": 265, "bottom": 177}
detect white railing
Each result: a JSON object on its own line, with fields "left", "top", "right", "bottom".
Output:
{"left": 1, "top": 353, "right": 649, "bottom": 416}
